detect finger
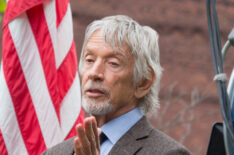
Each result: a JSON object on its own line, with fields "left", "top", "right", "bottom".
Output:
{"left": 76, "top": 124, "right": 92, "bottom": 155}
{"left": 97, "top": 128, "right": 102, "bottom": 135}
{"left": 91, "top": 117, "right": 100, "bottom": 152}
{"left": 84, "top": 117, "right": 96, "bottom": 154}
{"left": 74, "top": 137, "right": 84, "bottom": 155}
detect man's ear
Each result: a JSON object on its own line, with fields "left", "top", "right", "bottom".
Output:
{"left": 134, "top": 68, "right": 155, "bottom": 99}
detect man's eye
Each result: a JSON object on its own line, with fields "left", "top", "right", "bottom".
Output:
{"left": 85, "top": 58, "right": 94, "bottom": 63}
{"left": 109, "top": 62, "right": 119, "bottom": 67}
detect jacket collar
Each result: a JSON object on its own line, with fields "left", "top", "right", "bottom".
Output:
{"left": 108, "top": 116, "right": 153, "bottom": 155}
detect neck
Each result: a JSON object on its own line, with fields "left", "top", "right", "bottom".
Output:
{"left": 93, "top": 106, "right": 138, "bottom": 127}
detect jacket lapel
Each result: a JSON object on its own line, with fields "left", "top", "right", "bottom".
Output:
{"left": 108, "top": 117, "right": 153, "bottom": 155}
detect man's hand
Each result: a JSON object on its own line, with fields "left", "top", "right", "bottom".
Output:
{"left": 74, "top": 116, "right": 100, "bottom": 155}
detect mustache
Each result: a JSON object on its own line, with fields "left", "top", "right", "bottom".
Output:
{"left": 83, "top": 81, "right": 110, "bottom": 95}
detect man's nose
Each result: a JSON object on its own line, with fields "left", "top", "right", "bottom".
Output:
{"left": 88, "top": 59, "right": 104, "bottom": 81}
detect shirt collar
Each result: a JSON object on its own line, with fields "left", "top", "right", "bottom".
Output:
{"left": 101, "top": 107, "right": 143, "bottom": 145}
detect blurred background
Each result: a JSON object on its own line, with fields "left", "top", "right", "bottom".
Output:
{"left": 0, "top": 0, "right": 233, "bottom": 154}
{"left": 69, "top": 0, "right": 233, "bottom": 154}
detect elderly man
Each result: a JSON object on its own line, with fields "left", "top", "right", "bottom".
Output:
{"left": 43, "top": 15, "right": 190, "bottom": 155}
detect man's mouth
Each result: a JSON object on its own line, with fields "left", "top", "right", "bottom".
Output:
{"left": 85, "top": 88, "right": 106, "bottom": 97}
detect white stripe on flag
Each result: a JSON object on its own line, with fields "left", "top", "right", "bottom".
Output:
{"left": 43, "top": 1, "right": 74, "bottom": 69}
{"left": 8, "top": 13, "right": 63, "bottom": 147}
{"left": 0, "top": 64, "right": 28, "bottom": 155}
{"left": 60, "top": 73, "right": 81, "bottom": 138}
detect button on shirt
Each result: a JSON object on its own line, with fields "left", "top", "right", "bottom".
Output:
{"left": 100, "top": 107, "right": 143, "bottom": 155}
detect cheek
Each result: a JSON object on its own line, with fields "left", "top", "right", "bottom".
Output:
{"left": 81, "top": 72, "right": 88, "bottom": 90}
{"left": 109, "top": 74, "right": 135, "bottom": 96}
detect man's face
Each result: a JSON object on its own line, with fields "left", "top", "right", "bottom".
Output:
{"left": 81, "top": 30, "right": 138, "bottom": 118}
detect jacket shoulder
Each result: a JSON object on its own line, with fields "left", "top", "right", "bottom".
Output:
{"left": 143, "top": 129, "right": 190, "bottom": 155}
{"left": 109, "top": 117, "right": 190, "bottom": 155}
{"left": 41, "top": 137, "right": 75, "bottom": 155}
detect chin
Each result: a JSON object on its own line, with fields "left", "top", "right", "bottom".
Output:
{"left": 81, "top": 97, "right": 113, "bottom": 115}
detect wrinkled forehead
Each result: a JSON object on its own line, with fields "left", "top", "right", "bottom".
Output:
{"left": 86, "top": 30, "right": 132, "bottom": 57}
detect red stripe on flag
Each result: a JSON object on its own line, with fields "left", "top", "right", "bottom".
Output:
{"left": 65, "top": 109, "right": 84, "bottom": 139}
{"left": 3, "top": 26, "right": 47, "bottom": 154}
{"left": 0, "top": 130, "right": 8, "bottom": 155}
{"left": 57, "top": 41, "right": 77, "bottom": 99}
{"left": 55, "top": 0, "right": 68, "bottom": 27}
{"left": 26, "top": 5, "right": 61, "bottom": 120}
{"left": 3, "top": 0, "right": 50, "bottom": 26}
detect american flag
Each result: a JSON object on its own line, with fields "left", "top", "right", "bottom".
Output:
{"left": 0, "top": 0, "right": 84, "bottom": 154}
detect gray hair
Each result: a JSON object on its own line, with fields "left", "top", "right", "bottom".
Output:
{"left": 79, "top": 15, "right": 162, "bottom": 116}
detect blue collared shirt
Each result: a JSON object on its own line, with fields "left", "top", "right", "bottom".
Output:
{"left": 100, "top": 107, "right": 143, "bottom": 155}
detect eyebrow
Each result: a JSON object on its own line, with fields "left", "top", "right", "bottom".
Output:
{"left": 112, "top": 50, "right": 127, "bottom": 58}
{"left": 85, "top": 48, "right": 93, "bottom": 53}
{"left": 85, "top": 48, "right": 127, "bottom": 58}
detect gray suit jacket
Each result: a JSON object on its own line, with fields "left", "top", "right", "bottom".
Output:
{"left": 42, "top": 117, "right": 190, "bottom": 155}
